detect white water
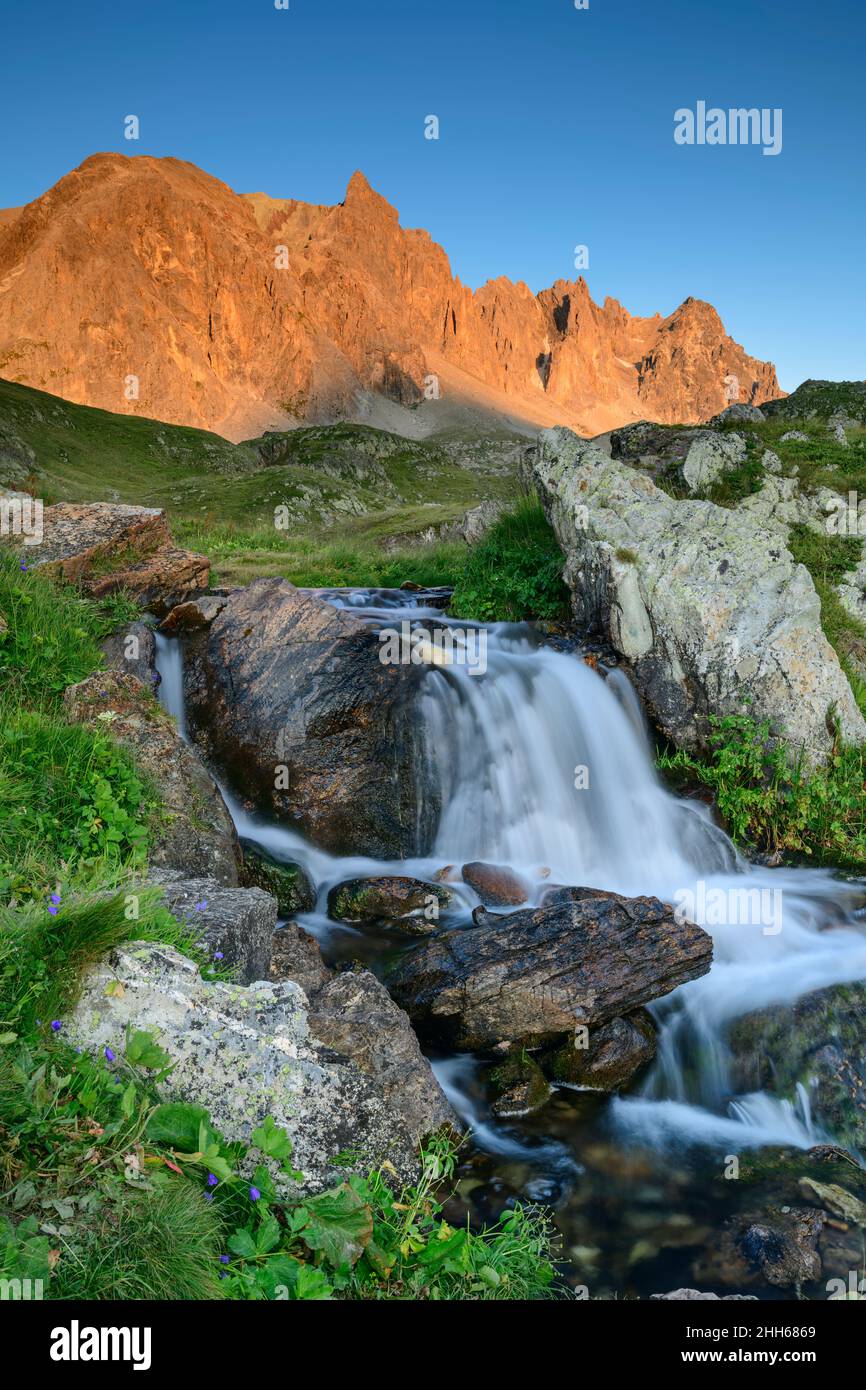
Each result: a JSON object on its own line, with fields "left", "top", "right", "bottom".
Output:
{"left": 155, "top": 598, "right": 866, "bottom": 1157}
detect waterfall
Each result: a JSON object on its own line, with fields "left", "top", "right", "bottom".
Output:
{"left": 154, "top": 598, "right": 866, "bottom": 1155}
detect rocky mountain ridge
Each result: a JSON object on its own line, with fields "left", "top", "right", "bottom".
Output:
{"left": 0, "top": 153, "right": 782, "bottom": 441}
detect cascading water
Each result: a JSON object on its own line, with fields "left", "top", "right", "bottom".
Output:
{"left": 155, "top": 593, "right": 866, "bottom": 1286}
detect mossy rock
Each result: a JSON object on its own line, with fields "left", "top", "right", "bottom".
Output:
{"left": 542, "top": 1010, "right": 657, "bottom": 1092}
{"left": 240, "top": 843, "right": 316, "bottom": 915}
{"left": 489, "top": 1051, "right": 551, "bottom": 1117}
{"left": 326, "top": 876, "right": 451, "bottom": 932}
{"left": 727, "top": 983, "right": 866, "bottom": 1153}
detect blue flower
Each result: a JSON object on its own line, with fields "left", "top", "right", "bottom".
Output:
{"left": 207, "top": 1173, "right": 218, "bottom": 1187}
{"left": 249, "top": 1186, "right": 261, "bottom": 1202}
{"left": 104, "top": 1046, "right": 116, "bottom": 1063}
{"left": 50, "top": 1020, "right": 62, "bottom": 1032}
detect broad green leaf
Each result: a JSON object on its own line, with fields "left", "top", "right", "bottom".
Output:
{"left": 299, "top": 1183, "right": 373, "bottom": 1270}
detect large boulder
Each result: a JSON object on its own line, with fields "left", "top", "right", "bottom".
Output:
{"left": 386, "top": 886, "right": 712, "bottom": 1049}
{"left": 327, "top": 876, "right": 451, "bottom": 929}
{"left": 63, "top": 670, "right": 240, "bottom": 885}
{"left": 175, "top": 578, "right": 439, "bottom": 857}
{"left": 727, "top": 983, "right": 866, "bottom": 1153}
{"left": 66, "top": 941, "right": 456, "bottom": 1194}
{"left": 532, "top": 427, "right": 866, "bottom": 762}
{"left": 5, "top": 502, "right": 209, "bottom": 614}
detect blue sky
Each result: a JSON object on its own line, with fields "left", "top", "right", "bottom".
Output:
{"left": 1, "top": 0, "right": 863, "bottom": 390}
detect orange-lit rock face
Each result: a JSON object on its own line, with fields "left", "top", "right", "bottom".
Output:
{"left": 0, "top": 153, "right": 782, "bottom": 441}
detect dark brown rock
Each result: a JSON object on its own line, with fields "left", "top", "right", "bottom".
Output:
{"left": 461, "top": 861, "right": 530, "bottom": 907}
{"left": 181, "top": 577, "right": 439, "bottom": 857}
{"left": 386, "top": 886, "right": 712, "bottom": 1049}
{"left": 693, "top": 1207, "right": 825, "bottom": 1289}
{"left": 543, "top": 1009, "right": 657, "bottom": 1091}
{"left": 270, "top": 922, "right": 333, "bottom": 996}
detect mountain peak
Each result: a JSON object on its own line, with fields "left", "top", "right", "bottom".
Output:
{"left": 0, "top": 153, "right": 782, "bottom": 440}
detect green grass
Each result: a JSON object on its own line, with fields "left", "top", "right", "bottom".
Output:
{"left": 0, "top": 377, "right": 522, "bottom": 581}
{"left": 449, "top": 496, "right": 569, "bottom": 622}
{"left": 787, "top": 523, "right": 866, "bottom": 716}
{"left": 658, "top": 712, "right": 866, "bottom": 870}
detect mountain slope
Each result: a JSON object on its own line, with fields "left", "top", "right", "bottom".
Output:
{"left": 0, "top": 154, "right": 782, "bottom": 441}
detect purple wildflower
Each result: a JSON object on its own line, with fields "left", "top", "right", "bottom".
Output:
{"left": 50, "top": 892, "right": 61, "bottom": 904}
{"left": 207, "top": 1173, "right": 218, "bottom": 1187}
{"left": 194, "top": 900, "right": 208, "bottom": 912}
{"left": 104, "top": 1046, "right": 116, "bottom": 1063}
{"left": 50, "top": 1020, "right": 62, "bottom": 1032}
{"left": 47, "top": 905, "right": 58, "bottom": 917}
{"left": 248, "top": 1186, "right": 261, "bottom": 1202}
{"left": 213, "top": 951, "right": 224, "bottom": 961}
{"left": 219, "top": 1255, "right": 230, "bottom": 1264}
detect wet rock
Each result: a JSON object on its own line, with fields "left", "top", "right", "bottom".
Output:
{"left": 270, "top": 922, "right": 333, "bottom": 996}
{"left": 327, "top": 875, "right": 451, "bottom": 930}
{"left": 152, "top": 870, "right": 276, "bottom": 983}
{"left": 489, "top": 1050, "right": 551, "bottom": 1117}
{"left": 180, "top": 577, "right": 438, "bottom": 858}
{"left": 532, "top": 426, "right": 865, "bottom": 762}
{"left": 693, "top": 1206, "right": 825, "bottom": 1288}
{"left": 100, "top": 620, "right": 158, "bottom": 686}
{"left": 63, "top": 670, "right": 240, "bottom": 884}
{"left": 9, "top": 502, "right": 209, "bottom": 613}
{"left": 798, "top": 1178, "right": 866, "bottom": 1227}
{"left": 727, "top": 983, "right": 866, "bottom": 1153}
{"left": 461, "top": 861, "right": 530, "bottom": 907}
{"left": 543, "top": 1009, "right": 656, "bottom": 1092}
{"left": 386, "top": 886, "right": 712, "bottom": 1049}
{"left": 240, "top": 843, "right": 316, "bottom": 915}
{"left": 159, "top": 594, "right": 229, "bottom": 633}
{"left": 66, "top": 941, "right": 455, "bottom": 1195}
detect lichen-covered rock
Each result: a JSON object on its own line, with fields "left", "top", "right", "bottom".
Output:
{"left": 6, "top": 502, "right": 209, "bottom": 613}
{"left": 151, "top": 871, "right": 277, "bottom": 984}
{"left": 66, "top": 941, "right": 456, "bottom": 1194}
{"left": 727, "top": 983, "right": 866, "bottom": 1153}
{"left": 63, "top": 670, "right": 240, "bottom": 884}
{"left": 180, "top": 578, "right": 440, "bottom": 858}
{"left": 327, "top": 875, "right": 450, "bottom": 929}
{"left": 543, "top": 1010, "right": 656, "bottom": 1092}
{"left": 532, "top": 426, "right": 866, "bottom": 762}
{"left": 709, "top": 403, "right": 766, "bottom": 425}
{"left": 386, "top": 886, "right": 712, "bottom": 1049}
{"left": 681, "top": 430, "right": 746, "bottom": 493}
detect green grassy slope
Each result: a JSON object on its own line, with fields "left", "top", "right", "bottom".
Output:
{"left": 0, "top": 378, "right": 522, "bottom": 585}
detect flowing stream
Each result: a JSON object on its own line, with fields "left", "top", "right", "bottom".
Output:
{"left": 154, "top": 592, "right": 866, "bottom": 1293}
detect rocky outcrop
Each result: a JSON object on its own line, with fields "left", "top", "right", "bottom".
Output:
{"left": 386, "top": 886, "right": 712, "bottom": 1049}
{"left": 66, "top": 942, "right": 455, "bottom": 1194}
{"left": 63, "top": 670, "right": 240, "bottom": 884}
{"left": 270, "top": 922, "right": 333, "bottom": 996}
{"left": 100, "top": 620, "right": 158, "bottom": 686}
{"left": 727, "top": 984, "right": 866, "bottom": 1153}
{"left": 0, "top": 153, "right": 781, "bottom": 441}
{"left": 5, "top": 501, "right": 209, "bottom": 614}
{"left": 176, "top": 578, "right": 439, "bottom": 858}
{"left": 532, "top": 426, "right": 866, "bottom": 761}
